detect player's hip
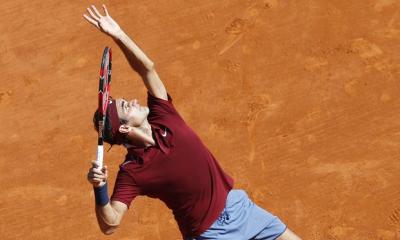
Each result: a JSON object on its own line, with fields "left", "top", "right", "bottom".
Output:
{"left": 185, "top": 189, "right": 286, "bottom": 240}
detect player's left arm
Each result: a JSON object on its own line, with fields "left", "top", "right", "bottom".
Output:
{"left": 83, "top": 4, "right": 168, "bottom": 101}
{"left": 114, "top": 35, "right": 168, "bottom": 101}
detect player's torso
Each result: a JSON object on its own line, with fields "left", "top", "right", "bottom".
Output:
{"left": 125, "top": 119, "right": 213, "bottom": 199}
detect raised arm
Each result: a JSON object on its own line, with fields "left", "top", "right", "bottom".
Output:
{"left": 83, "top": 4, "right": 168, "bottom": 100}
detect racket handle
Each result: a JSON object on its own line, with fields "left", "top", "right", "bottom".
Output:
{"left": 96, "top": 145, "right": 104, "bottom": 169}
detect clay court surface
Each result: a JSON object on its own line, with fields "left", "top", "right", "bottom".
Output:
{"left": 1, "top": 0, "right": 400, "bottom": 239}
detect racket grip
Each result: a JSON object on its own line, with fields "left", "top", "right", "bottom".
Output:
{"left": 96, "top": 145, "right": 104, "bottom": 169}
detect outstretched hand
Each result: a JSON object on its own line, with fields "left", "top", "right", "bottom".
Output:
{"left": 83, "top": 4, "right": 122, "bottom": 38}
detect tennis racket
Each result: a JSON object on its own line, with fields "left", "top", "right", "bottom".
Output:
{"left": 96, "top": 47, "right": 112, "bottom": 169}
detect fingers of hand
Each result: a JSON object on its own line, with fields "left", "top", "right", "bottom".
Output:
{"left": 88, "top": 168, "right": 105, "bottom": 177}
{"left": 91, "top": 160, "right": 102, "bottom": 169}
{"left": 83, "top": 14, "right": 99, "bottom": 28}
{"left": 89, "top": 161, "right": 107, "bottom": 171}
{"left": 91, "top": 5, "right": 103, "bottom": 18}
{"left": 87, "top": 171, "right": 106, "bottom": 182}
{"left": 86, "top": 7, "right": 100, "bottom": 21}
{"left": 102, "top": 4, "right": 109, "bottom": 16}
{"left": 92, "top": 173, "right": 106, "bottom": 180}
{"left": 88, "top": 162, "right": 108, "bottom": 185}
{"left": 90, "top": 165, "right": 103, "bottom": 174}
{"left": 88, "top": 167, "right": 103, "bottom": 176}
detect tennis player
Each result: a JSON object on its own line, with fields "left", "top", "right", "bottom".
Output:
{"left": 84, "top": 4, "right": 302, "bottom": 240}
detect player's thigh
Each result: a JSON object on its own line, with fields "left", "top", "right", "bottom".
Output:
{"left": 276, "top": 228, "right": 302, "bottom": 240}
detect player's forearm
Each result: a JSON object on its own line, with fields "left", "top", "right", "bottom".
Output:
{"left": 95, "top": 203, "right": 120, "bottom": 234}
{"left": 115, "top": 30, "right": 154, "bottom": 71}
{"left": 92, "top": 183, "right": 120, "bottom": 234}
{"left": 113, "top": 30, "right": 168, "bottom": 100}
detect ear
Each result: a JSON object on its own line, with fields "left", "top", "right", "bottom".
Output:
{"left": 118, "top": 124, "right": 131, "bottom": 134}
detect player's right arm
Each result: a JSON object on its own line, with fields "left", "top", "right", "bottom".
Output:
{"left": 87, "top": 162, "right": 128, "bottom": 235}
{"left": 83, "top": 4, "right": 168, "bottom": 101}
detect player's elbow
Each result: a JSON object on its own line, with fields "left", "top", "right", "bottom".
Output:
{"left": 97, "top": 200, "right": 127, "bottom": 235}
{"left": 98, "top": 219, "right": 120, "bottom": 235}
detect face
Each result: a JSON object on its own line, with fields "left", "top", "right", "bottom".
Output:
{"left": 115, "top": 98, "right": 150, "bottom": 127}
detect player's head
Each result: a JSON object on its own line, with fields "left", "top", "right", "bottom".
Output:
{"left": 114, "top": 98, "right": 150, "bottom": 127}
{"left": 93, "top": 97, "right": 150, "bottom": 145}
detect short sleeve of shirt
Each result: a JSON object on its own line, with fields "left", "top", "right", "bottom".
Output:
{"left": 147, "top": 92, "right": 180, "bottom": 121}
{"left": 110, "top": 167, "right": 140, "bottom": 208}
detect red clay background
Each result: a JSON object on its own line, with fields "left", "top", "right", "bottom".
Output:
{"left": 1, "top": 0, "right": 399, "bottom": 239}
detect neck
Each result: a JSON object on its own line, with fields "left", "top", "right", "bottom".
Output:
{"left": 124, "top": 119, "right": 155, "bottom": 148}
{"left": 140, "top": 119, "right": 155, "bottom": 147}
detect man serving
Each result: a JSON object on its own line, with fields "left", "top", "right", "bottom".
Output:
{"left": 84, "top": 4, "right": 301, "bottom": 240}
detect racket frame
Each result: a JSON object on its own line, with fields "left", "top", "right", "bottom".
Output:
{"left": 96, "top": 47, "right": 112, "bottom": 169}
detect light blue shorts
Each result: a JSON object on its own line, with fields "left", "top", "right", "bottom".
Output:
{"left": 189, "top": 189, "right": 287, "bottom": 240}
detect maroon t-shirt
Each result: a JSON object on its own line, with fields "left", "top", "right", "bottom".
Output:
{"left": 110, "top": 93, "right": 234, "bottom": 237}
